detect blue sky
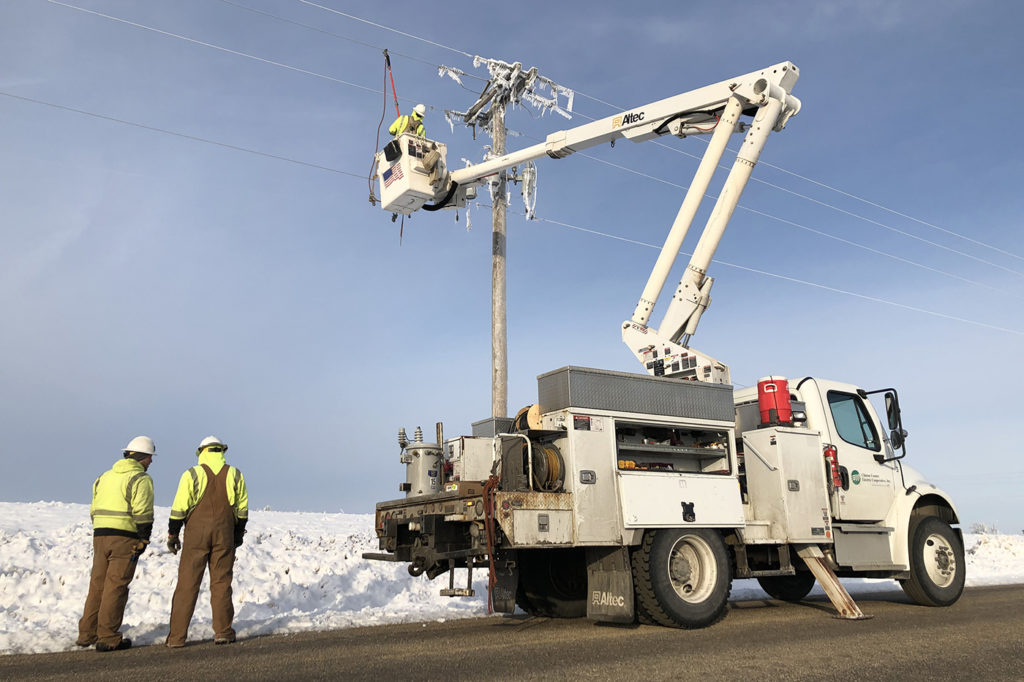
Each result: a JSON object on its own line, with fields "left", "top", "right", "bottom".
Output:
{"left": 2, "top": 0, "right": 1022, "bottom": 530}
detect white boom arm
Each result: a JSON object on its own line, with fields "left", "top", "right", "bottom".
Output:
{"left": 375, "top": 62, "right": 801, "bottom": 382}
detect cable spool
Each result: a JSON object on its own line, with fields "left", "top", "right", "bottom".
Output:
{"left": 530, "top": 442, "right": 565, "bottom": 492}
{"left": 513, "top": 403, "right": 543, "bottom": 432}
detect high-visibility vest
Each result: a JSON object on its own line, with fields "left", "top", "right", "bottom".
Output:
{"left": 169, "top": 451, "right": 248, "bottom": 523}
{"left": 389, "top": 114, "right": 425, "bottom": 138}
{"left": 90, "top": 458, "right": 154, "bottom": 533}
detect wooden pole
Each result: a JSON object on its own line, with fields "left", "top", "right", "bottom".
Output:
{"left": 491, "top": 102, "right": 508, "bottom": 419}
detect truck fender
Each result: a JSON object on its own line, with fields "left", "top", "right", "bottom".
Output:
{"left": 886, "top": 483, "right": 960, "bottom": 570}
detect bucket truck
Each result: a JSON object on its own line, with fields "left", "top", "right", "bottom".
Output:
{"left": 363, "top": 62, "right": 965, "bottom": 628}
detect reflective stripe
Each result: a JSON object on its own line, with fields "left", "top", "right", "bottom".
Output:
{"left": 92, "top": 509, "right": 134, "bottom": 517}
{"left": 125, "top": 471, "right": 147, "bottom": 521}
{"left": 189, "top": 467, "right": 199, "bottom": 501}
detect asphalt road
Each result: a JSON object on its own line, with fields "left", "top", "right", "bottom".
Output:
{"left": 3, "top": 585, "right": 1022, "bottom": 681}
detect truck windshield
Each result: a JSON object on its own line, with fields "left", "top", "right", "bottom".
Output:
{"left": 827, "top": 391, "right": 880, "bottom": 452}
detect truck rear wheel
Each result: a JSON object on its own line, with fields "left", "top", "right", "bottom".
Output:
{"left": 515, "top": 548, "right": 587, "bottom": 618}
{"left": 757, "top": 572, "right": 816, "bottom": 602}
{"left": 632, "top": 529, "right": 731, "bottom": 629}
{"left": 899, "top": 516, "right": 965, "bottom": 607}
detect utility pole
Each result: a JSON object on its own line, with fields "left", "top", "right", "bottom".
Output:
{"left": 491, "top": 102, "right": 507, "bottom": 419}
{"left": 442, "top": 58, "right": 572, "bottom": 419}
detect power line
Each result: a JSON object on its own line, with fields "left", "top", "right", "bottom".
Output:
{"left": 294, "top": 0, "right": 619, "bottom": 109}
{"left": 757, "top": 158, "right": 1024, "bottom": 264}
{"left": 524, "top": 211, "right": 1024, "bottom": 337}
{"left": 296, "top": 0, "right": 472, "bottom": 58}
{"left": 574, "top": 151, "right": 1019, "bottom": 297}
{"left": 652, "top": 140, "right": 1024, "bottom": 277}
{"left": 47, "top": 0, "right": 378, "bottom": 95}
{"left": 0, "top": 90, "right": 362, "bottom": 178}
{"left": 216, "top": 0, "right": 488, "bottom": 87}
{"left": 4, "top": 88, "right": 1018, "bottom": 338}
{"left": 52, "top": 0, "right": 1020, "bottom": 273}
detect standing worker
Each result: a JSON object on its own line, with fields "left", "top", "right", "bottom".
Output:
{"left": 389, "top": 103, "right": 427, "bottom": 138}
{"left": 76, "top": 436, "right": 156, "bottom": 652}
{"left": 165, "top": 436, "right": 248, "bottom": 647}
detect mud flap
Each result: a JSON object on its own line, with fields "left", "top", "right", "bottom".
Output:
{"left": 585, "top": 547, "right": 635, "bottom": 623}
{"left": 491, "top": 549, "right": 518, "bottom": 614}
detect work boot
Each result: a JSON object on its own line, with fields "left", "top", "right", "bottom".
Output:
{"left": 214, "top": 635, "right": 236, "bottom": 645}
{"left": 95, "top": 637, "right": 131, "bottom": 652}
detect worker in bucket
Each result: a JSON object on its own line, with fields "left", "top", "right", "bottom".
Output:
{"left": 389, "top": 103, "right": 426, "bottom": 138}
{"left": 77, "top": 436, "right": 156, "bottom": 652}
{"left": 165, "top": 436, "right": 248, "bottom": 647}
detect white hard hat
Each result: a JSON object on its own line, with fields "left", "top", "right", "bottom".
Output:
{"left": 413, "top": 103, "right": 426, "bottom": 117}
{"left": 197, "top": 435, "right": 227, "bottom": 453}
{"left": 123, "top": 435, "right": 156, "bottom": 457}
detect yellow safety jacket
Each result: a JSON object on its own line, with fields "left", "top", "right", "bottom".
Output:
{"left": 388, "top": 114, "right": 425, "bottom": 138}
{"left": 169, "top": 451, "right": 248, "bottom": 525}
{"left": 90, "top": 458, "right": 154, "bottom": 538}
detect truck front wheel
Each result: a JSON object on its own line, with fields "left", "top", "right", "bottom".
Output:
{"left": 632, "top": 529, "right": 731, "bottom": 629}
{"left": 899, "top": 516, "right": 965, "bottom": 607}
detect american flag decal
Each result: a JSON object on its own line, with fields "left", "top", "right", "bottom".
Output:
{"left": 383, "top": 162, "right": 404, "bottom": 188}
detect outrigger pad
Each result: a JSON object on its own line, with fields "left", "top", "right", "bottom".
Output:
{"left": 383, "top": 139, "right": 402, "bottom": 162}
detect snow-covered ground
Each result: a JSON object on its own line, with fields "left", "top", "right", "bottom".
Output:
{"left": 1, "top": 501, "right": 1021, "bottom": 655}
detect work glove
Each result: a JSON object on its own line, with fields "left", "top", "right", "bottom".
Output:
{"left": 167, "top": 534, "right": 181, "bottom": 555}
{"left": 233, "top": 527, "right": 246, "bottom": 548}
{"left": 132, "top": 539, "right": 148, "bottom": 556}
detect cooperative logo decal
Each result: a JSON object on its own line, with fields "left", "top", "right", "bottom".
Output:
{"left": 612, "top": 111, "right": 645, "bottom": 128}
{"left": 851, "top": 470, "right": 861, "bottom": 485}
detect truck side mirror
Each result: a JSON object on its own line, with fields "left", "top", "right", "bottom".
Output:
{"left": 889, "top": 428, "right": 907, "bottom": 449}
{"left": 885, "top": 393, "right": 899, "bottom": 431}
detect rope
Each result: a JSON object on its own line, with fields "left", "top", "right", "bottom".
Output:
{"left": 368, "top": 50, "right": 390, "bottom": 206}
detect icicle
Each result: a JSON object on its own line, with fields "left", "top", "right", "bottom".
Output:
{"left": 437, "top": 65, "right": 465, "bottom": 86}
{"left": 521, "top": 162, "right": 537, "bottom": 220}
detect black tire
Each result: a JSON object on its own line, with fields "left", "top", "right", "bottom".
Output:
{"left": 757, "top": 572, "right": 816, "bottom": 602}
{"left": 899, "top": 516, "right": 965, "bottom": 607}
{"left": 515, "top": 548, "right": 587, "bottom": 618}
{"left": 632, "top": 529, "right": 731, "bottom": 629}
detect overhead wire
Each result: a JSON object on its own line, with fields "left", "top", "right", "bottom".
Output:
{"left": 4, "top": 87, "right": 1021, "bottom": 337}
{"left": 650, "top": 140, "right": 1024, "bottom": 277}
{"left": 51, "top": 0, "right": 1021, "bottom": 272}
{"left": 0, "top": 90, "right": 362, "bottom": 179}
{"left": 46, "top": 0, "right": 378, "bottom": 95}
{"left": 512, "top": 209, "right": 1024, "bottom": 337}
{"left": 31, "top": 1, "right": 1024, "bottom": 325}
{"left": 215, "top": 0, "right": 489, "bottom": 86}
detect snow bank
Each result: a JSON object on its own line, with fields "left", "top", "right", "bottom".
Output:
{"left": 1, "top": 502, "right": 1020, "bottom": 655}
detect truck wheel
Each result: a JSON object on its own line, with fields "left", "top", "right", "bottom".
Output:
{"left": 757, "top": 572, "right": 816, "bottom": 602}
{"left": 632, "top": 529, "right": 731, "bottom": 629}
{"left": 899, "top": 516, "right": 965, "bottom": 607}
{"left": 515, "top": 548, "right": 587, "bottom": 618}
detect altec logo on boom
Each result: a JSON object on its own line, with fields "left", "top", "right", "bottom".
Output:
{"left": 612, "top": 111, "right": 645, "bottom": 128}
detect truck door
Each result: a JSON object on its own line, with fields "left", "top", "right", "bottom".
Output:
{"left": 820, "top": 388, "right": 897, "bottom": 522}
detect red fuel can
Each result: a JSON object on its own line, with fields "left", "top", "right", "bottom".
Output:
{"left": 757, "top": 376, "right": 792, "bottom": 425}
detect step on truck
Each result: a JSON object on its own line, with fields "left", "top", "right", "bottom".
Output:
{"left": 363, "top": 62, "right": 965, "bottom": 628}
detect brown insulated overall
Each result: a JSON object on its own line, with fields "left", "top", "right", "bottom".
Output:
{"left": 77, "top": 536, "right": 139, "bottom": 648}
{"left": 167, "top": 464, "right": 236, "bottom": 645}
